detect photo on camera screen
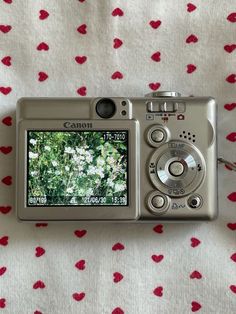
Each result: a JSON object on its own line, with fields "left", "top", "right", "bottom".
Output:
{"left": 27, "top": 130, "right": 128, "bottom": 206}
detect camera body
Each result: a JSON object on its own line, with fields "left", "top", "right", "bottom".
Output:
{"left": 16, "top": 91, "right": 218, "bottom": 222}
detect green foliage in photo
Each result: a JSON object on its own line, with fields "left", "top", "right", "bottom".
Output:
{"left": 28, "top": 131, "right": 128, "bottom": 205}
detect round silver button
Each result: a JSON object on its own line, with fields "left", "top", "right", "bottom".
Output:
{"left": 168, "top": 161, "right": 184, "bottom": 177}
{"left": 151, "top": 130, "right": 164, "bottom": 143}
{"left": 188, "top": 195, "right": 202, "bottom": 209}
{"left": 152, "top": 195, "right": 165, "bottom": 208}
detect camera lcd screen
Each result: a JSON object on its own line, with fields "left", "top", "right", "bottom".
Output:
{"left": 27, "top": 130, "right": 128, "bottom": 207}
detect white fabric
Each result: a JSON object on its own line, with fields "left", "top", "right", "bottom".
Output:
{"left": 1, "top": 1, "right": 236, "bottom": 313}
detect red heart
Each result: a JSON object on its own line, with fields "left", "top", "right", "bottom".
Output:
{"left": 187, "top": 64, "right": 197, "bottom": 73}
{"left": 227, "top": 223, "right": 236, "bottom": 230}
{"left": 225, "top": 162, "right": 236, "bottom": 171}
{"left": 149, "top": 82, "right": 161, "bottom": 91}
{"left": 2, "top": 116, "right": 12, "bottom": 126}
{"left": 0, "top": 146, "right": 12, "bottom": 154}
{"left": 191, "top": 237, "right": 201, "bottom": 247}
{"left": 151, "top": 254, "right": 164, "bottom": 263}
{"left": 111, "top": 71, "right": 123, "bottom": 79}
{"left": 0, "top": 267, "right": 7, "bottom": 276}
{"left": 230, "top": 253, "right": 236, "bottom": 262}
{"left": 34, "top": 311, "right": 42, "bottom": 314}
{"left": 112, "top": 8, "right": 124, "bottom": 16}
{"left": 75, "top": 56, "right": 87, "bottom": 64}
{"left": 77, "top": 24, "right": 87, "bottom": 34}
{"left": 149, "top": 20, "right": 161, "bottom": 29}
{"left": 112, "top": 308, "right": 124, "bottom": 314}
{"left": 33, "top": 280, "right": 46, "bottom": 289}
{"left": 0, "top": 299, "right": 6, "bottom": 309}
{"left": 37, "top": 42, "right": 49, "bottom": 51}
{"left": 0, "top": 206, "right": 11, "bottom": 214}
{"left": 77, "top": 86, "right": 87, "bottom": 96}
{"left": 190, "top": 270, "right": 202, "bottom": 279}
{"left": 113, "top": 272, "right": 123, "bottom": 283}
{"left": 226, "top": 132, "right": 236, "bottom": 142}
{"left": 112, "top": 242, "right": 125, "bottom": 251}
{"left": 35, "top": 247, "right": 45, "bottom": 257}
{"left": 186, "top": 34, "right": 198, "bottom": 44}
{"left": 226, "top": 74, "right": 236, "bottom": 83}
{"left": 224, "top": 44, "right": 236, "bottom": 53}
{"left": 187, "top": 3, "right": 197, "bottom": 12}
{"left": 74, "top": 229, "right": 87, "bottom": 238}
{"left": 113, "top": 38, "right": 123, "bottom": 49}
{"left": 153, "top": 224, "right": 163, "bottom": 233}
{"left": 153, "top": 286, "right": 163, "bottom": 297}
{"left": 78, "top": 0, "right": 86, "bottom": 2}
{"left": 38, "top": 72, "right": 48, "bottom": 82}
{"left": 151, "top": 51, "right": 161, "bottom": 62}
{"left": 35, "top": 223, "right": 48, "bottom": 227}
{"left": 3, "top": 0, "right": 12, "bottom": 3}
{"left": 191, "top": 301, "right": 201, "bottom": 312}
{"left": 0, "top": 236, "right": 8, "bottom": 246}
{"left": 0, "top": 25, "right": 11, "bottom": 33}
{"left": 75, "top": 259, "right": 86, "bottom": 270}
{"left": 228, "top": 192, "right": 236, "bottom": 201}
{"left": 72, "top": 292, "right": 85, "bottom": 301}
{"left": 227, "top": 12, "right": 236, "bottom": 23}
{"left": 1, "top": 56, "right": 11, "bottom": 66}
{"left": 230, "top": 285, "right": 236, "bottom": 294}
{"left": 0, "top": 87, "right": 12, "bottom": 95}
{"left": 39, "top": 10, "right": 49, "bottom": 20}
{"left": 1, "top": 176, "right": 12, "bottom": 185}
{"left": 224, "top": 103, "right": 236, "bottom": 111}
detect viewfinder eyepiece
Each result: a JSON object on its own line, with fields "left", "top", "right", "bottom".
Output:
{"left": 96, "top": 98, "right": 116, "bottom": 119}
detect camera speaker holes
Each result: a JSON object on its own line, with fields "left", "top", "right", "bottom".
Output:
{"left": 121, "top": 110, "right": 127, "bottom": 116}
{"left": 179, "top": 131, "right": 196, "bottom": 143}
{"left": 121, "top": 101, "right": 127, "bottom": 106}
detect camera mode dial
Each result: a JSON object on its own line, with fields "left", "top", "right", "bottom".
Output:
{"left": 148, "top": 141, "right": 205, "bottom": 197}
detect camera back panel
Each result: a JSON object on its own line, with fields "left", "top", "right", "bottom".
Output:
{"left": 16, "top": 93, "right": 217, "bottom": 222}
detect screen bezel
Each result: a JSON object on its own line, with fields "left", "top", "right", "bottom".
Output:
{"left": 26, "top": 130, "right": 129, "bottom": 207}
{"left": 17, "top": 119, "right": 139, "bottom": 221}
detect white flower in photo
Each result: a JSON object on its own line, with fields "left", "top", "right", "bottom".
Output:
{"left": 114, "top": 183, "right": 126, "bottom": 192}
{"left": 52, "top": 160, "right": 58, "bottom": 167}
{"left": 30, "top": 171, "right": 38, "bottom": 176}
{"left": 96, "top": 167, "right": 104, "bottom": 178}
{"left": 66, "top": 187, "right": 74, "bottom": 193}
{"left": 29, "top": 152, "right": 38, "bottom": 159}
{"left": 65, "top": 147, "right": 75, "bottom": 154}
{"left": 65, "top": 166, "right": 70, "bottom": 171}
{"left": 86, "top": 154, "right": 93, "bottom": 163}
{"left": 87, "top": 165, "right": 97, "bottom": 175}
{"left": 107, "top": 178, "right": 114, "bottom": 188}
{"left": 47, "top": 170, "right": 52, "bottom": 174}
{"left": 45, "top": 145, "right": 51, "bottom": 151}
{"left": 55, "top": 170, "right": 61, "bottom": 175}
{"left": 97, "top": 157, "right": 105, "bottom": 166}
{"left": 107, "top": 156, "right": 115, "bottom": 165}
{"left": 29, "top": 139, "right": 37, "bottom": 145}
{"left": 85, "top": 188, "right": 94, "bottom": 197}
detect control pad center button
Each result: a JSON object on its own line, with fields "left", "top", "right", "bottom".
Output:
{"left": 151, "top": 129, "right": 164, "bottom": 143}
{"left": 168, "top": 161, "right": 185, "bottom": 177}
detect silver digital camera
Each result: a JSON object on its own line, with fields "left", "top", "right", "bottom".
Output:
{"left": 16, "top": 91, "right": 218, "bottom": 222}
